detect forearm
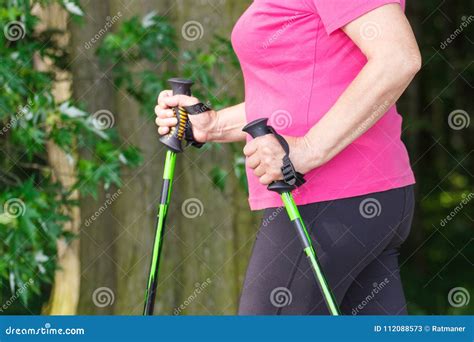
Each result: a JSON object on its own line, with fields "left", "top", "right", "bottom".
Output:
{"left": 207, "top": 102, "right": 247, "bottom": 143}
{"left": 301, "top": 58, "right": 419, "bottom": 170}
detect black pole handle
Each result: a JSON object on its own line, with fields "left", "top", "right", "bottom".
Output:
{"left": 159, "top": 78, "right": 194, "bottom": 153}
{"left": 242, "top": 118, "right": 296, "bottom": 194}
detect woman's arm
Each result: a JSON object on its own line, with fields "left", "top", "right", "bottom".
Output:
{"left": 207, "top": 102, "right": 247, "bottom": 143}
{"left": 244, "top": 3, "right": 421, "bottom": 184}
{"left": 299, "top": 3, "right": 421, "bottom": 171}
{"left": 155, "top": 93, "right": 247, "bottom": 143}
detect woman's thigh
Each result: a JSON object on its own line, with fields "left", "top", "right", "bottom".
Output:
{"left": 238, "top": 186, "right": 414, "bottom": 315}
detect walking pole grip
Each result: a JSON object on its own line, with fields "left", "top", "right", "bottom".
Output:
{"left": 242, "top": 118, "right": 300, "bottom": 193}
{"left": 159, "top": 78, "right": 194, "bottom": 153}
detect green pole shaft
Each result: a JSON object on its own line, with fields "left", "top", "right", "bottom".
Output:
{"left": 143, "top": 150, "right": 176, "bottom": 315}
{"left": 281, "top": 192, "right": 341, "bottom": 315}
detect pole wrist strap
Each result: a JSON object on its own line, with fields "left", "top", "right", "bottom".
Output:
{"left": 182, "top": 102, "right": 212, "bottom": 148}
{"left": 268, "top": 126, "right": 306, "bottom": 187}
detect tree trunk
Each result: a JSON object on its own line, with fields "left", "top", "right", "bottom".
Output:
{"left": 34, "top": 3, "right": 81, "bottom": 315}
{"left": 70, "top": 0, "right": 118, "bottom": 315}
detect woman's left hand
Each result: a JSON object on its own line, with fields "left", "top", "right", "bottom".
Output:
{"left": 243, "top": 135, "right": 311, "bottom": 185}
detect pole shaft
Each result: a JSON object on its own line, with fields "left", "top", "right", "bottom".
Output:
{"left": 281, "top": 192, "right": 341, "bottom": 315}
{"left": 144, "top": 150, "right": 177, "bottom": 315}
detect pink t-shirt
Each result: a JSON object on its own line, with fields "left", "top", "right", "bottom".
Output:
{"left": 231, "top": 0, "right": 415, "bottom": 210}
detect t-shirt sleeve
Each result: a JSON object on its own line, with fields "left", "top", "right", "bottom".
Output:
{"left": 309, "top": 0, "right": 402, "bottom": 35}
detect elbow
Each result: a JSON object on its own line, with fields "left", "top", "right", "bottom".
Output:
{"left": 388, "top": 49, "right": 422, "bottom": 81}
{"left": 370, "top": 48, "right": 422, "bottom": 85}
{"left": 401, "top": 50, "right": 422, "bottom": 78}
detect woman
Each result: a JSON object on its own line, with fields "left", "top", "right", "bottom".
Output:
{"left": 156, "top": 0, "right": 421, "bottom": 315}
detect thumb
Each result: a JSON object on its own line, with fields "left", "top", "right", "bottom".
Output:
{"left": 162, "top": 95, "right": 199, "bottom": 108}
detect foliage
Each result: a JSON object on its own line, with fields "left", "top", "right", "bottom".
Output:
{"left": 397, "top": 5, "right": 473, "bottom": 315}
{"left": 0, "top": 0, "right": 140, "bottom": 313}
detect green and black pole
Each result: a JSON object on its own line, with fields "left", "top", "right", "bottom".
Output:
{"left": 243, "top": 118, "right": 341, "bottom": 316}
{"left": 143, "top": 78, "right": 194, "bottom": 316}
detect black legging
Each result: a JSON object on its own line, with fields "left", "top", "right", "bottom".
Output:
{"left": 238, "top": 185, "right": 414, "bottom": 315}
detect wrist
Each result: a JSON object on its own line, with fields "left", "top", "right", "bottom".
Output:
{"left": 289, "top": 136, "right": 325, "bottom": 174}
{"left": 205, "top": 109, "right": 221, "bottom": 142}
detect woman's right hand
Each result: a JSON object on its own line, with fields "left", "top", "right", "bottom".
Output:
{"left": 155, "top": 90, "right": 217, "bottom": 143}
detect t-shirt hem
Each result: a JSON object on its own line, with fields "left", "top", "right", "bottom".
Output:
{"left": 248, "top": 173, "right": 415, "bottom": 211}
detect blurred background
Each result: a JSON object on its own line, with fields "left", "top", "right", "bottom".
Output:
{"left": 0, "top": 0, "right": 472, "bottom": 315}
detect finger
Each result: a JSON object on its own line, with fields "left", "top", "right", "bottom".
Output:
{"left": 253, "top": 164, "right": 266, "bottom": 177}
{"left": 155, "top": 117, "right": 178, "bottom": 127}
{"left": 243, "top": 140, "right": 258, "bottom": 157}
{"left": 162, "top": 95, "right": 199, "bottom": 108}
{"left": 155, "top": 106, "right": 174, "bottom": 118}
{"left": 158, "top": 126, "right": 170, "bottom": 135}
{"left": 246, "top": 154, "right": 261, "bottom": 169}
{"left": 259, "top": 174, "right": 273, "bottom": 185}
{"left": 157, "top": 90, "right": 173, "bottom": 108}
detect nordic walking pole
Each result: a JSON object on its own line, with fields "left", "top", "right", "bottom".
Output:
{"left": 143, "top": 78, "right": 194, "bottom": 315}
{"left": 243, "top": 118, "right": 341, "bottom": 316}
